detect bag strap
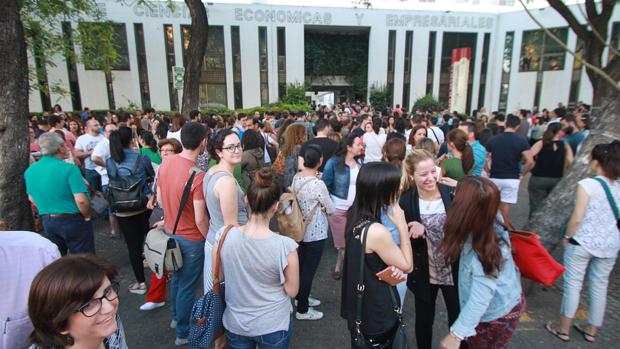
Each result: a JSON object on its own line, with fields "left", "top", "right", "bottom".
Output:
{"left": 212, "top": 224, "right": 234, "bottom": 294}
{"left": 171, "top": 170, "right": 197, "bottom": 235}
{"left": 595, "top": 177, "right": 619, "bottom": 220}
{"left": 354, "top": 222, "right": 372, "bottom": 336}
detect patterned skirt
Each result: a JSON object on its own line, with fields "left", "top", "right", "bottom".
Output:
{"left": 466, "top": 296, "right": 526, "bottom": 349}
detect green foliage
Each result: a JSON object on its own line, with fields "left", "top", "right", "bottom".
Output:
{"left": 280, "top": 83, "right": 309, "bottom": 105}
{"left": 304, "top": 33, "right": 369, "bottom": 98}
{"left": 201, "top": 103, "right": 312, "bottom": 117}
{"left": 369, "top": 85, "right": 393, "bottom": 112}
{"left": 413, "top": 94, "right": 444, "bottom": 113}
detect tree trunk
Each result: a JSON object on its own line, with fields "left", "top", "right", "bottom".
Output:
{"left": 181, "top": 0, "right": 209, "bottom": 118}
{"left": 525, "top": 79, "right": 620, "bottom": 253}
{"left": 0, "top": 0, "right": 33, "bottom": 230}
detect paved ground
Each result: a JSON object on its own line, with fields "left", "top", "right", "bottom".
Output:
{"left": 95, "top": 176, "right": 619, "bottom": 348}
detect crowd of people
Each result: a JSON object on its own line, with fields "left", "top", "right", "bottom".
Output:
{"left": 0, "top": 99, "right": 618, "bottom": 349}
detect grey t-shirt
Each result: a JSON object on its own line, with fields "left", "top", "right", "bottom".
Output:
{"left": 217, "top": 226, "right": 298, "bottom": 337}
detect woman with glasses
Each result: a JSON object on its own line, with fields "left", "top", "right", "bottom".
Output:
{"left": 27, "top": 255, "right": 127, "bottom": 349}
{"left": 203, "top": 129, "right": 248, "bottom": 293}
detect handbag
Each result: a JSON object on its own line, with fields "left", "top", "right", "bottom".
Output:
{"left": 504, "top": 222, "right": 565, "bottom": 287}
{"left": 594, "top": 177, "right": 620, "bottom": 230}
{"left": 148, "top": 204, "right": 164, "bottom": 228}
{"left": 90, "top": 193, "right": 109, "bottom": 216}
{"left": 144, "top": 170, "right": 196, "bottom": 279}
{"left": 352, "top": 222, "right": 407, "bottom": 349}
{"left": 189, "top": 225, "right": 234, "bottom": 349}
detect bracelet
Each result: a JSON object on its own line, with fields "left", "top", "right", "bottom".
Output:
{"left": 450, "top": 331, "right": 463, "bottom": 341}
{"left": 564, "top": 235, "right": 570, "bottom": 239}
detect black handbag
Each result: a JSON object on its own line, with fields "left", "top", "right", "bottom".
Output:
{"left": 352, "top": 222, "right": 407, "bottom": 349}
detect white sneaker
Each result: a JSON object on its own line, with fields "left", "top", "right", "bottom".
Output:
{"left": 294, "top": 296, "right": 321, "bottom": 307}
{"left": 296, "top": 307, "right": 324, "bottom": 320}
{"left": 170, "top": 319, "right": 177, "bottom": 329}
{"left": 174, "top": 337, "right": 189, "bottom": 346}
{"left": 140, "top": 301, "right": 165, "bottom": 311}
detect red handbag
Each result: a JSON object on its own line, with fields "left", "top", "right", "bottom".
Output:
{"left": 508, "top": 229, "right": 565, "bottom": 287}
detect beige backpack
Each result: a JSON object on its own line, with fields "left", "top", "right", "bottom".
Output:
{"left": 277, "top": 178, "right": 320, "bottom": 242}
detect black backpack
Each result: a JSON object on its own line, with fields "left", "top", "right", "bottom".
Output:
{"left": 107, "top": 155, "right": 148, "bottom": 213}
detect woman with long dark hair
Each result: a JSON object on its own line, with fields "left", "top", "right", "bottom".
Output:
{"left": 322, "top": 132, "right": 364, "bottom": 280}
{"left": 106, "top": 126, "right": 155, "bottom": 294}
{"left": 527, "top": 123, "right": 573, "bottom": 217}
{"left": 441, "top": 129, "right": 474, "bottom": 181}
{"left": 439, "top": 176, "right": 524, "bottom": 349}
{"left": 138, "top": 130, "right": 162, "bottom": 166}
{"left": 341, "top": 162, "right": 413, "bottom": 348}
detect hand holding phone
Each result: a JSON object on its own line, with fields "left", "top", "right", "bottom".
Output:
{"left": 376, "top": 266, "right": 406, "bottom": 286}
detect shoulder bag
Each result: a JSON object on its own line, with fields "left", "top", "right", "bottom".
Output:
{"left": 189, "top": 225, "right": 234, "bottom": 348}
{"left": 277, "top": 178, "right": 321, "bottom": 242}
{"left": 144, "top": 170, "right": 197, "bottom": 279}
{"left": 352, "top": 222, "right": 407, "bottom": 349}
{"left": 594, "top": 177, "right": 620, "bottom": 230}
{"left": 107, "top": 155, "right": 149, "bottom": 213}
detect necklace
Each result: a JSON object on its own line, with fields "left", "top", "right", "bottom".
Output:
{"left": 419, "top": 191, "right": 441, "bottom": 211}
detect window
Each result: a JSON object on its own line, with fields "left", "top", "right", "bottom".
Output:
{"left": 258, "top": 27, "right": 269, "bottom": 106}
{"left": 163, "top": 24, "right": 178, "bottom": 111}
{"left": 62, "top": 22, "right": 82, "bottom": 111}
{"left": 231, "top": 26, "right": 243, "bottom": 109}
{"left": 277, "top": 27, "right": 286, "bottom": 100}
{"left": 134, "top": 23, "right": 150, "bottom": 109}
{"left": 519, "top": 27, "right": 568, "bottom": 72}
{"left": 498, "top": 32, "right": 514, "bottom": 111}
{"left": 81, "top": 23, "right": 130, "bottom": 71}
{"left": 477, "top": 33, "right": 491, "bottom": 110}
{"left": 568, "top": 39, "right": 584, "bottom": 108}
{"left": 386, "top": 30, "right": 396, "bottom": 103}
{"left": 402, "top": 31, "right": 413, "bottom": 110}
{"left": 438, "top": 32, "right": 477, "bottom": 112}
{"left": 426, "top": 31, "right": 436, "bottom": 96}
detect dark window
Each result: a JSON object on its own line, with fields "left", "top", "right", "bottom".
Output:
{"left": 81, "top": 23, "right": 130, "bottom": 71}
{"left": 498, "top": 31, "right": 514, "bottom": 111}
{"left": 231, "top": 26, "right": 243, "bottom": 109}
{"left": 259, "top": 27, "right": 269, "bottom": 105}
{"left": 134, "top": 23, "right": 150, "bottom": 109}
{"left": 438, "top": 32, "right": 477, "bottom": 113}
{"left": 277, "top": 27, "right": 286, "bottom": 100}
{"left": 61, "top": 22, "right": 82, "bottom": 111}
{"left": 609, "top": 22, "right": 620, "bottom": 65}
{"left": 477, "top": 33, "right": 491, "bottom": 110}
{"left": 519, "top": 27, "right": 568, "bottom": 72}
{"left": 402, "top": 31, "right": 413, "bottom": 110}
{"left": 426, "top": 31, "right": 437, "bottom": 96}
{"left": 386, "top": 30, "right": 396, "bottom": 103}
{"left": 568, "top": 39, "right": 584, "bottom": 108}
{"left": 28, "top": 27, "right": 51, "bottom": 111}
{"left": 163, "top": 24, "right": 178, "bottom": 111}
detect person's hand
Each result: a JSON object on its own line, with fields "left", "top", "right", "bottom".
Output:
{"left": 153, "top": 220, "right": 164, "bottom": 229}
{"left": 563, "top": 238, "right": 569, "bottom": 247}
{"left": 390, "top": 202, "right": 406, "bottom": 222}
{"left": 146, "top": 196, "right": 156, "bottom": 210}
{"left": 390, "top": 266, "right": 404, "bottom": 280}
{"left": 316, "top": 171, "right": 323, "bottom": 180}
{"left": 438, "top": 177, "right": 458, "bottom": 187}
{"left": 408, "top": 221, "right": 425, "bottom": 239}
{"left": 439, "top": 334, "right": 461, "bottom": 349}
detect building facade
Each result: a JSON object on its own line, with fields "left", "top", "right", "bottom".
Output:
{"left": 29, "top": 0, "right": 620, "bottom": 113}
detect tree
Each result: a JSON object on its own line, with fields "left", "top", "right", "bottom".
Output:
{"left": 180, "top": 0, "right": 209, "bottom": 118}
{"left": 521, "top": 0, "right": 619, "bottom": 251}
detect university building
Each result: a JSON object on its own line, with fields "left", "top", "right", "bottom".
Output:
{"left": 29, "top": 0, "right": 620, "bottom": 113}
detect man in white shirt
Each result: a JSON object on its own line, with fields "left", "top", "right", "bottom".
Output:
{"left": 75, "top": 119, "right": 104, "bottom": 191}
{"left": 427, "top": 115, "right": 445, "bottom": 146}
{"left": 91, "top": 123, "right": 119, "bottom": 237}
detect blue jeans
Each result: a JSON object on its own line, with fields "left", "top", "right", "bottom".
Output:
{"left": 167, "top": 234, "right": 205, "bottom": 339}
{"left": 85, "top": 169, "right": 102, "bottom": 192}
{"left": 225, "top": 319, "right": 292, "bottom": 349}
{"left": 42, "top": 216, "right": 95, "bottom": 255}
{"left": 561, "top": 244, "right": 618, "bottom": 326}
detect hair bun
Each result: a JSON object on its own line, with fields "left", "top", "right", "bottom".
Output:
{"left": 254, "top": 168, "right": 274, "bottom": 188}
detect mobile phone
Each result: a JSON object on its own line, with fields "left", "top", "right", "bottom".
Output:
{"left": 375, "top": 266, "right": 406, "bottom": 286}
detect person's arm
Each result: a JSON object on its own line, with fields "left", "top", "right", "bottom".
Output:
{"left": 564, "top": 142, "right": 574, "bottom": 172}
{"left": 283, "top": 250, "right": 300, "bottom": 297}
{"left": 74, "top": 148, "right": 92, "bottom": 160}
{"left": 216, "top": 176, "right": 240, "bottom": 226}
{"left": 520, "top": 149, "right": 534, "bottom": 177}
{"left": 193, "top": 199, "right": 209, "bottom": 238}
{"left": 366, "top": 206, "right": 413, "bottom": 273}
{"left": 321, "top": 159, "right": 335, "bottom": 193}
{"left": 73, "top": 193, "right": 91, "bottom": 220}
{"left": 564, "top": 185, "right": 589, "bottom": 241}
{"left": 317, "top": 182, "right": 334, "bottom": 215}
{"left": 529, "top": 140, "right": 543, "bottom": 158}
{"left": 92, "top": 155, "right": 105, "bottom": 167}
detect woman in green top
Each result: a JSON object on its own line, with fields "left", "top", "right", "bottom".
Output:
{"left": 440, "top": 128, "right": 473, "bottom": 181}
{"left": 138, "top": 130, "right": 162, "bottom": 165}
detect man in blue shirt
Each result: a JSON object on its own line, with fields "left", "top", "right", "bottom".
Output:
{"left": 458, "top": 122, "right": 486, "bottom": 176}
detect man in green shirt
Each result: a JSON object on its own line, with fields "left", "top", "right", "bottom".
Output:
{"left": 24, "top": 132, "right": 95, "bottom": 255}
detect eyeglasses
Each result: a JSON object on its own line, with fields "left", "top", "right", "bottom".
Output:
{"left": 222, "top": 143, "right": 243, "bottom": 153}
{"left": 160, "top": 148, "right": 176, "bottom": 154}
{"left": 74, "top": 282, "right": 120, "bottom": 317}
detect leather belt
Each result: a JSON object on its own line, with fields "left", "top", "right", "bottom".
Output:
{"left": 41, "top": 213, "right": 83, "bottom": 219}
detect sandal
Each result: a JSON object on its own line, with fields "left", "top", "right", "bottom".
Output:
{"left": 573, "top": 324, "right": 596, "bottom": 343}
{"left": 545, "top": 322, "right": 570, "bottom": 342}
{"left": 128, "top": 282, "right": 147, "bottom": 295}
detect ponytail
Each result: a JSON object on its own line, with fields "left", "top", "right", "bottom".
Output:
{"left": 462, "top": 143, "right": 474, "bottom": 174}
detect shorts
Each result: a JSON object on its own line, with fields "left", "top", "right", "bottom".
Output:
{"left": 490, "top": 178, "right": 520, "bottom": 204}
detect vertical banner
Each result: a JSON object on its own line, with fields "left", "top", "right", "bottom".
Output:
{"left": 448, "top": 48, "right": 471, "bottom": 113}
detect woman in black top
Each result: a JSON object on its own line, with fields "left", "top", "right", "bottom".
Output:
{"left": 528, "top": 123, "right": 574, "bottom": 217}
{"left": 341, "top": 162, "right": 413, "bottom": 348}
{"left": 400, "top": 149, "right": 463, "bottom": 349}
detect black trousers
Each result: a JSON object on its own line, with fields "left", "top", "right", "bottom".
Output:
{"left": 295, "top": 239, "right": 326, "bottom": 313}
{"left": 117, "top": 211, "right": 150, "bottom": 283}
{"left": 414, "top": 284, "right": 462, "bottom": 349}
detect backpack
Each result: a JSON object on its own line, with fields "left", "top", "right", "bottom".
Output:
{"left": 107, "top": 155, "right": 148, "bottom": 213}
{"left": 276, "top": 178, "right": 321, "bottom": 242}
